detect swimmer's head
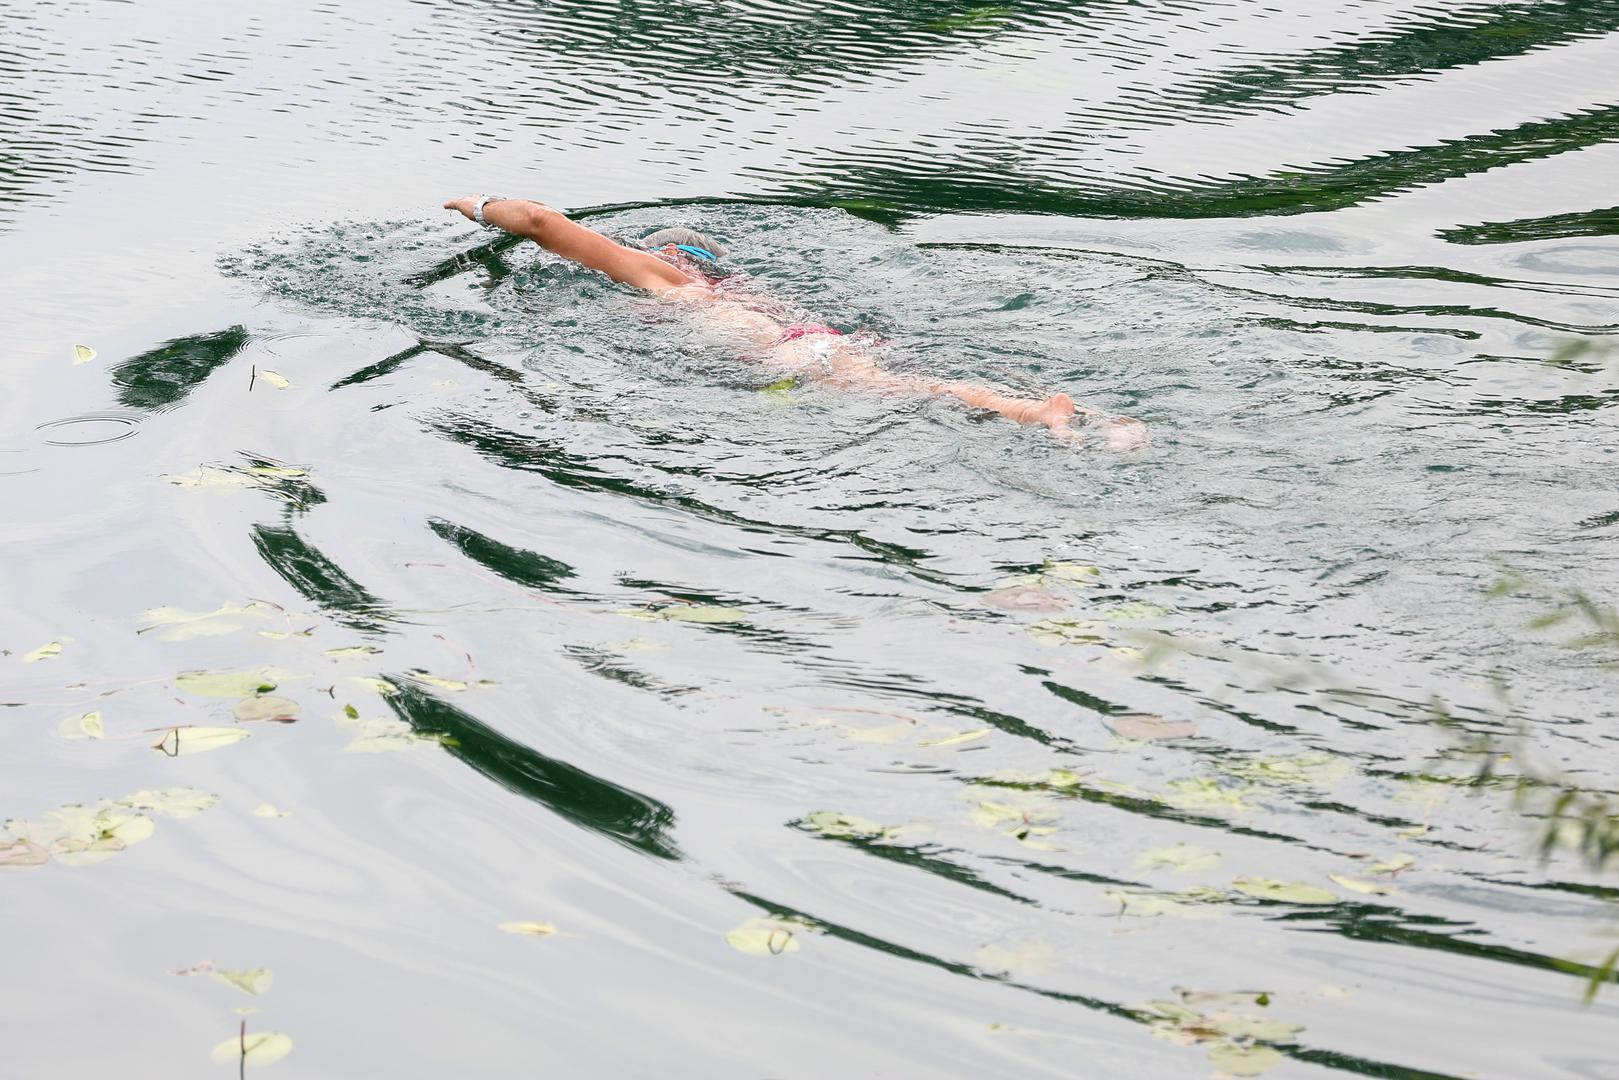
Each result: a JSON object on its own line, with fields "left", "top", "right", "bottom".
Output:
{"left": 641, "top": 226, "right": 727, "bottom": 266}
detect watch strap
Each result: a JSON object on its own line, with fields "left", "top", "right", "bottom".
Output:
{"left": 474, "top": 194, "right": 507, "bottom": 229}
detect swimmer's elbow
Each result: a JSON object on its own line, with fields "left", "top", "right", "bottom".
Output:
{"left": 512, "top": 202, "right": 564, "bottom": 242}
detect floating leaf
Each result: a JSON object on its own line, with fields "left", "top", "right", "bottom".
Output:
{"left": 1162, "top": 778, "right": 1259, "bottom": 813}
{"left": 0, "top": 841, "right": 50, "bottom": 870}
{"left": 175, "top": 668, "right": 279, "bottom": 697}
{"left": 349, "top": 676, "right": 399, "bottom": 696}
{"left": 153, "top": 726, "right": 251, "bottom": 757}
{"left": 1367, "top": 854, "right": 1415, "bottom": 876}
{"left": 726, "top": 917, "right": 809, "bottom": 956}
{"left": 1137, "top": 844, "right": 1222, "bottom": 874}
{"left": 23, "top": 641, "right": 63, "bottom": 663}
{"left": 253, "top": 804, "right": 289, "bottom": 818}
{"left": 233, "top": 696, "right": 300, "bottom": 723}
{"left": 919, "top": 729, "right": 990, "bottom": 748}
{"left": 1095, "top": 601, "right": 1168, "bottom": 621}
{"left": 256, "top": 370, "right": 291, "bottom": 390}
{"left": 1327, "top": 874, "right": 1395, "bottom": 896}
{"left": 404, "top": 671, "right": 471, "bottom": 691}
{"left": 324, "top": 646, "right": 381, "bottom": 659}
{"left": 58, "top": 711, "right": 104, "bottom": 740}
{"left": 619, "top": 604, "right": 746, "bottom": 624}
{"left": 73, "top": 344, "right": 97, "bottom": 364}
{"left": 1010, "top": 825, "right": 1063, "bottom": 851}
{"left": 1220, "top": 753, "right": 1350, "bottom": 788}
{"left": 499, "top": 921, "right": 558, "bottom": 937}
{"left": 1105, "top": 887, "right": 1227, "bottom": 918}
{"left": 804, "top": 811, "right": 893, "bottom": 840}
{"left": 163, "top": 466, "right": 258, "bottom": 489}
{"left": 1027, "top": 618, "right": 1101, "bottom": 646}
{"left": 209, "top": 1032, "right": 293, "bottom": 1067}
{"left": 1043, "top": 562, "right": 1101, "bottom": 583}
{"left": 1232, "top": 878, "right": 1337, "bottom": 905}
{"left": 1113, "top": 714, "right": 1196, "bottom": 741}
{"left": 970, "top": 798, "right": 1057, "bottom": 829}
{"left": 975, "top": 940, "right": 1055, "bottom": 977}
{"left": 211, "top": 969, "right": 273, "bottom": 996}
{"left": 139, "top": 602, "right": 282, "bottom": 642}
{"left": 342, "top": 718, "right": 440, "bottom": 753}
{"left": 1208, "top": 1043, "right": 1285, "bottom": 1077}
{"left": 52, "top": 836, "right": 126, "bottom": 866}
{"left": 116, "top": 788, "right": 217, "bottom": 818}
{"left": 982, "top": 587, "right": 1069, "bottom": 613}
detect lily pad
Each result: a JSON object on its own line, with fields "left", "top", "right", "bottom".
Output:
{"left": 1220, "top": 752, "right": 1350, "bottom": 788}
{"left": 1367, "top": 854, "right": 1415, "bottom": 876}
{"left": 256, "top": 370, "right": 291, "bottom": 390}
{"left": 1105, "top": 886, "right": 1227, "bottom": 918}
{"left": 253, "top": 804, "right": 290, "bottom": 818}
{"left": 58, "top": 711, "right": 104, "bottom": 740}
{"left": 153, "top": 726, "right": 251, "bottom": 757}
{"left": 726, "top": 917, "right": 810, "bottom": 956}
{"left": 619, "top": 604, "right": 746, "bottom": 624}
{"left": 499, "top": 921, "right": 558, "bottom": 937}
{"left": 139, "top": 602, "right": 281, "bottom": 642}
{"left": 1208, "top": 1043, "right": 1286, "bottom": 1076}
{"left": 1136, "top": 844, "right": 1222, "bottom": 874}
{"left": 918, "top": 728, "right": 991, "bottom": 748}
{"left": 175, "top": 668, "right": 280, "bottom": 697}
{"left": 73, "top": 344, "right": 97, "bottom": 364}
{"left": 1027, "top": 618, "right": 1101, "bottom": 646}
{"left": 324, "top": 646, "right": 381, "bottom": 659}
{"left": 233, "top": 696, "right": 300, "bottom": 723}
{"left": 1113, "top": 714, "right": 1197, "bottom": 741}
{"left": 804, "top": 811, "right": 893, "bottom": 840}
{"left": 23, "top": 641, "right": 64, "bottom": 663}
{"left": 1232, "top": 878, "right": 1337, "bottom": 905}
{"left": 0, "top": 841, "right": 50, "bottom": 870}
{"left": 116, "top": 788, "right": 218, "bottom": 818}
{"left": 212, "top": 968, "right": 274, "bottom": 996}
{"left": 210, "top": 1032, "right": 293, "bottom": 1067}
{"left": 1328, "top": 873, "right": 1395, "bottom": 896}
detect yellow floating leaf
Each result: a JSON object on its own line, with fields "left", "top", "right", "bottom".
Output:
{"left": 405, "top": 671, "right": 470, "bottom": 691}
{"left": 253, "top": 804, "right": 289, "bottom": 818}
{"left": 1042, "top": 562, "right": 1101, "bottom": 583}
{"left": 1327, "top": 874, "right": 1395, "bottom": 896}
{"left": 804, "top": 811, "right": 891, "bottom": 840}
{"left": 1208, "top": 1043, "right": 1285, "bottom": 1077}
{"left": 840, "top": 723, "right": 913, "bottom": 744}
{"left": 918, "top": 728, "right": 990, "bottom": 748}
{"left": 1232, "top": 878, "right": 1337, "bottom": 905}
{"left": 1220, "top": 752, "right": 1350, "bottom": 788}
{"left": 96, "top": 811, "right": 155, "bottom": 846}
{"left": 211, "top": 968, "right": 273, "bottom": 996}
{"left": 725, "top": 917, "right": 807, "bottom": 956}
{"left": 1012, "top": 825, "right": 1063, "bottom": 851}
{"left": 323, "top": 646, "right": 381, "bottom": 659}
{"left": 499, "top": 921, "right": 558, "bottom": 937}
{"left": 654, "top": 604, "right": 745, "bottom": 624}
{"left": 73, "top": 344, "right": 97, "bottom": 364}
{"left": 349, "top": 676, "right": 399, "bottom": 696}
{"left": 139, "top": 601, "right": 281, "bottom": 642}
{"left": 1027, "top": 618, "right": 1101, "bottom": 646}
{"left": 342, "top": 718, "right": 438, "bottom": 753}
{"left": 175, "top": 669, "right": 279, "bottom": 697}
{"left": 233, "top": 696, "right": 300, "bottom": 723}
{"left": 257, "top": 370, "right": 291, "bottom": 390}
{"left": 116, "top": 788, "right": 217, "bottom": 818}
{"left": 152, "top": 726, "right": 251, "bottom": 757}
{"left": 1162, "top": 778, "right": 1259, "bottom": 813}
{"left": 58, "top": 710, "right": 104, "bottom": 740}
{"left": 52, "top": 836, "right": 126, "bottom": 866}
{"left": 1105, "top": 887, "right": 1227, "bottom": 919}
{"left": 23, "top": 641, "right": 64, "bottom": 663}
{"left": 975, "top": 940, "right": 1055, "bottom": 977}
{"left": 209, "top": 1032, "right": 293, "bottom": 1067}
{"left": 1136, "top": 844, "right": 1222, "bottom": 874}
{"left": 1367, "top": 854, "right": 1415, "bottom": 876}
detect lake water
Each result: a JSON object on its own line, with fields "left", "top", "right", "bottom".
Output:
{"left": 3, "top": 0, "right": 1619, "bottom": 1076}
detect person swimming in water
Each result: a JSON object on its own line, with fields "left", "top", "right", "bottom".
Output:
{"left": 442, "top": 195, "right": 1145, "bottom": 448}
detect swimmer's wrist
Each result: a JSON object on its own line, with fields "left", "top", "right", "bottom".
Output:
{"left": 474, "top": 194, "right": 508, "bottom": 229}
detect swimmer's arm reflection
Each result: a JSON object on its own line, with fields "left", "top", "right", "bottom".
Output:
{"left": 442, "top": 196, "right": 1145, "bottom": 449}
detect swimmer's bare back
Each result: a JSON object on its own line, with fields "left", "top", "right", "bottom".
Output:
{"left": 442, "top": 196, "right": 1146, "bottom": 449}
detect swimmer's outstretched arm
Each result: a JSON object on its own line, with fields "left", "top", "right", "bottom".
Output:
{"left": 443, "top": 196, "right": 696, "bottom": 293}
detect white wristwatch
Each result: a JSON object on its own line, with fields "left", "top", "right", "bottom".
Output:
{"left": 473, "top": 194, "right": 508, "bottom": 229}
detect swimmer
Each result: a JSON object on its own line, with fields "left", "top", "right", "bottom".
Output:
{"left": 442, "top": 195, "right": 1145, "bottom": 448}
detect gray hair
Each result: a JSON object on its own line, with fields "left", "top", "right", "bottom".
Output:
{"left": 641, "top": 226, "right": 727, "bottom": 260}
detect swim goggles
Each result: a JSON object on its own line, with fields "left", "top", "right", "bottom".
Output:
{"left": 671, "top": 244, "right": 718, "bottom": 263}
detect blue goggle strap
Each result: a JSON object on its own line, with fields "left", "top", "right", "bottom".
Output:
{"left": 673, "top": 244, "right": 718, "bottom": 263}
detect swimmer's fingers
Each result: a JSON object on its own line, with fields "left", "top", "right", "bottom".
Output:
{"left": 443, "top": 196, "right": 478, "bottom": 221}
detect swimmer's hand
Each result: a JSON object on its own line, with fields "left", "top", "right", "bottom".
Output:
{"left": 442, "top": 196, "right": 479, "bottom": 221}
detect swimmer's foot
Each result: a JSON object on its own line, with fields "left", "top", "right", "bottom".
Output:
{"left": 1090, "top": 413, "right": 1149, "bottom": 451}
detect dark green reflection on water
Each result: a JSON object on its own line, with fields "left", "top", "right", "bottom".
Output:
{"left": 1441, "top": 205, "right": 1619, "bottom": 246}
{"left": 427, "top": 518, "right": 577, "bottom": 593}
{"left": 386, "top": 683, "right": 679, "bottom": 859}
{"left": 251, "top": 523, "right": 390, "bottom": 633}
{"left": 110, "top": 325, "right": 247, "bottom": 410}
{"left": 1195, "top": 0, "right": 1619, "bottom": 112}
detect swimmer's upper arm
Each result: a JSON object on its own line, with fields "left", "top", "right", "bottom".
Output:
{"left": 503, "top": 202, "right": 695, "bottom": 293}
